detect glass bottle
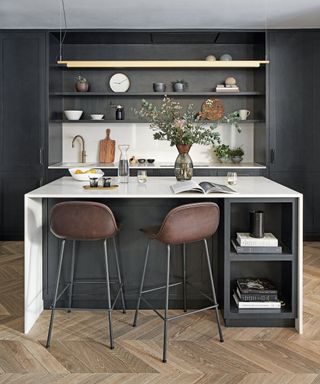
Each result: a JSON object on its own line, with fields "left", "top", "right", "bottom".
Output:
{"left": 116, "top": 105, "right": 124, "bottom": 120}
{"left": 118, "top": 144, "right": 130, "bottom": 183}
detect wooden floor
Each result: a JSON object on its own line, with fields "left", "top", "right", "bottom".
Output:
{"left": 0, "top": 242, "right": 320, "bottom": 383}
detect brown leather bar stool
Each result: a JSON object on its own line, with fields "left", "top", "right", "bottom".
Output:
{"left": 46, "top": 201, "right": 126, "bottom": 350}
{"left": 133, "top": 202, "right": 224, "bottom": 362}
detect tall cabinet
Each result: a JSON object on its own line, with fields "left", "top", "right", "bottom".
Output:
{"left": 268, "top": 30, "right": 318, "bottom": 238}
{"left": 0, "top": 32, "right": 47, "bottom": 240}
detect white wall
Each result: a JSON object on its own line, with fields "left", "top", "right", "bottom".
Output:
{"left": 62, "top": 122, "right": 254, "bottom": 164}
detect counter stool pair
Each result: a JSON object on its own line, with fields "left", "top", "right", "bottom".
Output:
{"left": 47, "top": 200, "right": 224, "bottom": 362}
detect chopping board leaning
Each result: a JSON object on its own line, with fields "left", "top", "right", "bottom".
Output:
{"left": 99, "top": 128, "right": 115, "bottom": 163}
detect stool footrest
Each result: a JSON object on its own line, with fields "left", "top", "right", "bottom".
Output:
{"left": 186, "top": 281, "right": 215, "bottom": 303}
{"left": 142, "top": 281, "right": 182, "bottom": 294}
{"left": 53, "top": 283, "right": 71, "bottom": 305}
{"left": 140, "top": 296, "right": 219, "bottom": 322}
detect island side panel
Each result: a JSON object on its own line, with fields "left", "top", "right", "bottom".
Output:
{"left": 297, "top": 195, "right": 304, "bottom": 333}
{"left": 24, "top": 196, "right": 43, "bottom": 333}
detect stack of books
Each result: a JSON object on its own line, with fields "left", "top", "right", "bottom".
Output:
{"left": 233, "top": 278, "right": 281, "bottom": 309}
{"left": 215, "top": 84, "right": 240, "bottom": 93}
{"left": 232, "top": 232, "right": 282, "bottom": 254}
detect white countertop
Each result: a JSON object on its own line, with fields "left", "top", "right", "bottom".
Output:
{"left": 48, "top": 162, "right": 267, "bottom": 170}
{"left": 26, "top": 176, "right": 301, "bottom": 199}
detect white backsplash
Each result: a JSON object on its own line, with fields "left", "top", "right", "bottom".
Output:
{"left": 62, "top": 123, "right": 254, "bottom": 164}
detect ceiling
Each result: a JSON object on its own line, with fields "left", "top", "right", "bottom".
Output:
{"left": 1, "top": 0, "right": 320, "bottom": 29}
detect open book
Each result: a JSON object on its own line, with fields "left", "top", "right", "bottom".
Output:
{"left": 170, "top": 180, "right": 236, "bottom": 194}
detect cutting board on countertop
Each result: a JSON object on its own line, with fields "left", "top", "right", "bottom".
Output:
{"left": 99, "top": 129, "right": 115, "bottom": 163}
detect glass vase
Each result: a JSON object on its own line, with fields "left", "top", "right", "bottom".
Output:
{"left": 118, "top": 144, "right": 130, "bottom": 183}
{"left": 174, "top": 144, "right": 193, "bottom": 181}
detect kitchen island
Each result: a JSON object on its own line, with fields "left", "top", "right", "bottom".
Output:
{"left": 24, "top": 176, "right": 303, "bottom": 334}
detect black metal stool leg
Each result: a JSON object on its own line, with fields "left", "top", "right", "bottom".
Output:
{"left": 67, "top": 240, "right": 76, "bottom": 313}
{"left": 163, "top": 244, "right": 171, "bottom": 363}
{"left": 113, "top": 236, "right": 126, "bottom": 314}
{"left": 104, "top": 239, "right": 114, "bottom": 349}
{"left": 203, "top": 239, "right": 224, "bottom": 342}
{"left": 182, "top": 243, "right": 187, "bottom": 312}
{"left": 133, "top": 240, "right": 150, "bottom": 327}
{"left": 46, "top": 239, "right": 66, "bottom": 348}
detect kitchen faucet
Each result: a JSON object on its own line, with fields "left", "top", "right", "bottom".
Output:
{"left": 72, "top": 135, "right": 87, "bottom": 163}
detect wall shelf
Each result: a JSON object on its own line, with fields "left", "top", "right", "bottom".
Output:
{"left": 57, "top": 60, "right": 269, "bottom": 69}
{"left": 50, "top": 91, "right": 264, "bottom": 97}
{"left": 50, "top": 119, "right": 262, "bottom": 124}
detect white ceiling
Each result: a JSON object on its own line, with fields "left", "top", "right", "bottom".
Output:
{"left": 1, "top": 0, "right": 320, "bottom": 29}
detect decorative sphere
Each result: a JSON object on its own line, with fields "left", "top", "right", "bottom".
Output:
{"left": 205, "top": 55, "right": 217, "bottom": 61}
{"left": 225, "top": 76, "right": 237, "bottom": 85}
{"left": 220, "top": 53, "right": 233, "bottom": 61}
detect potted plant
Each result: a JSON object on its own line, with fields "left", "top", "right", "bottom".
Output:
{"left": 171, "top": 79, "right": 188, "bottom": 92}
{"left": 214, "top": 144, "right": 231, "bottom": 163}
{"left": 75, "top": 75, "right": 89, "bottom": 92}
{"left": 230, "top": 146, "right": 244, "bottom": 163}
{"left": 134, "top": 96, "right": 221, "bottom": 180}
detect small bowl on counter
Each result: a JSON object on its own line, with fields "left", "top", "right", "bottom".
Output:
{"left": 90, "top": 114, "right": 104, "bottom": 120}
{"left": 69, "top": 167, "right": 104, "bottom": 181}
{"left": 147, "top": 159, "right": 155, "bottom": 164}
{"left": 64, "top": 110, "right": 83, "bottom": 121}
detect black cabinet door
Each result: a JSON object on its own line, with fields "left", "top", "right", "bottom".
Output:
{"left": 268, "top": 31, "right": 314, "bottom": 173}
{"left": 0, "top": 32, "right": 47, "bottom": 240}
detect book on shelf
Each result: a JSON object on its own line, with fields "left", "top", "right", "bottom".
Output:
{"left": 215, "top": 85, "right": 240, "bottom": 92}
{"left": 231, "top": 238, "right": 282, "bottom": 254}
{"left": 237, "top": 278, "right": 278, "bottom": 295}
{"left": 233, "top": 292, "right": 281, "bottom": 309}
{"left": 236, "top": 287, "right": 278, "bottom": 302}
{"left": 170, "top": 180, "right": 236, "bottom": 194}
{"left": 236, "top": 232, "right": 278, "bottom": 247}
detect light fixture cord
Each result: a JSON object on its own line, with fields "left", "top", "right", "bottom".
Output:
{"left": 59, "top": 0, "right": 67, "bottom": 61}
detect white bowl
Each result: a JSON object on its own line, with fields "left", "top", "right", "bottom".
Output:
{"left": 90, "top": 114, "right": 104, "bottom": 120}
{"left": 64, "top": 110, "right": 83, "bottom": 120}
{"left": 69, "top": 167, "right": 104, "bottom": 181}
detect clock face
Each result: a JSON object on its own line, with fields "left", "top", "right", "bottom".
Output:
{"left": 109, "top": 73, "right": 130, "bottom": 93}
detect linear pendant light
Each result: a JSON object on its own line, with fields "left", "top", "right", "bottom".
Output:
{"left": 57, "top": 60, "right": 270, "bottom": 68}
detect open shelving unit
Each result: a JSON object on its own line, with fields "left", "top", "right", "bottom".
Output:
{"left": 48, "top": 30, "right": 268, "bottom": 172}
{"left": 222, "top": 198, "right": 298, "bottom": 327}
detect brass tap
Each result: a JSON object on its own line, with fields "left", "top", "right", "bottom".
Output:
{"left": 71, "top": 135, "right": 87, "bottom": 163}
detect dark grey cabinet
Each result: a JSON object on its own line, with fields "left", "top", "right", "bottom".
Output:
{"left": 0, "top": 32, "right": 47, "bottom": 239}
{"left": 268, "top": 31, "right": 320, "bottom": 239}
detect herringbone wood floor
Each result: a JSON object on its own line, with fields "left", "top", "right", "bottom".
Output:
{"left": 0, "top": 241, "right": 320, "bottom": 383}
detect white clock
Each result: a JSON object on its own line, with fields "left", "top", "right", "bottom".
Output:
{"left": 109, "top": 73, "right": 130, "bottom": 93}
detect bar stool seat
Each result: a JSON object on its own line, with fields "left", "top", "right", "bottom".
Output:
{"left": 133, "top": 202, "right": 224, "bottom": 363}
{"left": 46, "top": 201, "right": 126, "bottom": 350}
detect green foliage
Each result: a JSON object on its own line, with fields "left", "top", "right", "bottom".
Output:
{"left": 134, "top": 97, "right": 221, "bottom": 146}
{"left": 221, "top": 111, "right": 241, "bottom": 133}
{"left": 214, "top": 144, "right": 231, "bottom": 158}
{"left": 75, "top": 75, "right": 87, "bottom": 83}
{"left": 230, "top": 146, "right": 244, "bottom": 157}
{"left": 171, "top": 79, "right": 189, "bottom": 86}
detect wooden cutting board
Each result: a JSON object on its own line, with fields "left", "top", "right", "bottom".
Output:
{"left": 99, "top": 129, "right": 115, "bottom": 163}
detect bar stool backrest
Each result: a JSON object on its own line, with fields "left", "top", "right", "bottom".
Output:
{"left": 155, "top": 202, "right": 220, "bottom": 245}
{"left": 50, "top": 201, "right": 118, "bottom": 240}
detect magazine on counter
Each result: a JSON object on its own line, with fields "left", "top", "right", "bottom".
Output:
{"left": 171, "top": 180, "right": 236, "bottom": 194}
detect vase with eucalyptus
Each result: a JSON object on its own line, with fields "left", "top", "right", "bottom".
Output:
{"left": 135, "top": 96, "right": 221, "bottom": 180}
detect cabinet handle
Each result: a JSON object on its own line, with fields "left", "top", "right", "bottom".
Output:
{"left": 270, "top": 149, "right": 275, "bottom": 164}
{"left": 39, "top": 148, "right": 44, "bottom": 165}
